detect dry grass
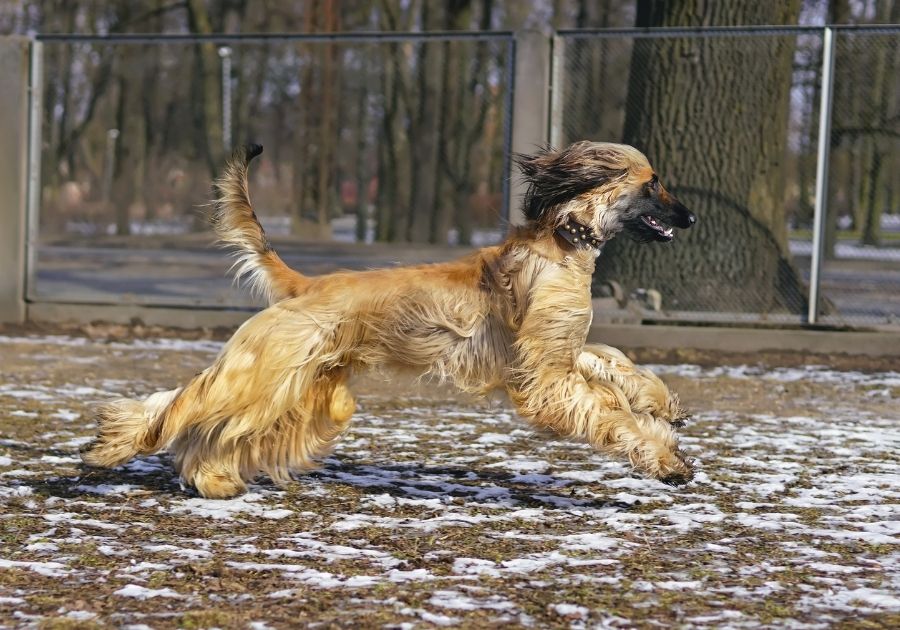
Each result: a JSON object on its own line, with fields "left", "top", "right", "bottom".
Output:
{"left": 0, "top": 325, "right": 897, "bottom": 628}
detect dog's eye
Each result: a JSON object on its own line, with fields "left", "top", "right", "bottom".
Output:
{"left": 648, "top": 175, "right": 659, "bottom": 192}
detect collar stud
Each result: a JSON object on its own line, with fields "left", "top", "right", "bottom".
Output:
{"left": 556, "top": 216, "right": 603, "bottom": 252}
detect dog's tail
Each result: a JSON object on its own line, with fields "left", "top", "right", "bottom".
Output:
{"left": 212, "top": 144, "right": 309, "bottom": 303}
{"left": 80, "top": 389, "right": 180, "bottom": 469}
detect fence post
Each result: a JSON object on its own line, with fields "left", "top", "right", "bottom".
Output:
{"left": 0, "top": 37, "right": 30, "bottom": 323}
{"left": 509, "top": 30, "right": 552, "bottom": 227}
{"left": 808, "top": 26, "right": 836, "bottom": 325}
{"left": 549, "top": 34, "right": 566, "bottom": 149}
{"left": 219, "top": 46, "right": 233, "bottom": 153}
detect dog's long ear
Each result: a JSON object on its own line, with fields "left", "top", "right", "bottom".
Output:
{"left": 515, "top": 142, "right": 630, "bottom": 223}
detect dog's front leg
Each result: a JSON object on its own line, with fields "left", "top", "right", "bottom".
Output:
{"left": 577, "top": 343, "right": 688, "bottom": 426}
{"left": 508, "top": 369, "right": 693, "bottom": 484}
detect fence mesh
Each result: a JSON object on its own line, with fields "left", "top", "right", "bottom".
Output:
{"left": 819, "top": 31, "right": 900, "bottom": 327}
{"left": 25, "top": 29, "right": 900, "bottom": 327}
{"left": 31, "top": 35, "right": 513, "bottom": 307}
{"left": 556, "top": 29, "right": 899, "bottom": 328}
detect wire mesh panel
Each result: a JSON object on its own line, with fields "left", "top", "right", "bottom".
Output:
{"left": 818, "top": 31, "right": 900, "bottom": 328}
{"left": 29, "top": 34, "right": 513, "bottom": 308}
{"left": 556, "top": 30, "right": 825, "bottom": 325}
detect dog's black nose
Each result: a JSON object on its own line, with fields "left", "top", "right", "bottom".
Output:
{"left": 671, "top": 201, "right": 696, "bottom": 229}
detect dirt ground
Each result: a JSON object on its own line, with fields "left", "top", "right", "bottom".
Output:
{"left": 0, "top": 323, "right": 898, "bottom": 628}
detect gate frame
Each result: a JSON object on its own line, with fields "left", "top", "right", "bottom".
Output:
{"left": 0, "top": 37, "right": 30, "bottom": 324}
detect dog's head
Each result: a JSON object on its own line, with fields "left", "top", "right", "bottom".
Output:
{"left": 515, "top": 141, "right": 695, "bottom": 243}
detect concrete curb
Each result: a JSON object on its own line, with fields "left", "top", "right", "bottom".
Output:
{"left": 24, "top": 303, "right": 900, "bottom": 357}
{"left": 589, "top": 323, "right": 900, "bottom": 357}
{"left": 27, "top": 302, "right": 255, "bottom": 329}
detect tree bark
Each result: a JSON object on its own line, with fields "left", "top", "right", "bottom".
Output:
{"left": 374, "top": 1, "right": 413, "bottom": 242}
{"left": 595, "top": 0, "right": 808, "bottom": 315}
{"left": 354, "top": 53, "right": 371, "bottom": 242}
{"left": 858, "top": 0, "right": 897, "bottom": 246}
{"left": 405, "top": 2, "right": 445, "bottom": 242}
{"left": 185, "top": 0, "right": 224, "bottom": 178}
{"left": 315, "top": 0, "right": 340, "bottom": 237}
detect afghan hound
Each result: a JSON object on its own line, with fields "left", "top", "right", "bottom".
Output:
{"left": 82, "top": 141, "right": 697, "bottom": 498}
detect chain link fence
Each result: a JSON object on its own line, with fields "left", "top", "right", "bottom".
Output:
{"left": 554, "top": 26, "right": 900, "bottom": 329}
{"left": 20, "top": 28, "right": 900, "bottom": 329}
{"left": 818, "top": 30, "right": 900, "bottom": 327}
{"left": 28, "top": 33, "right": 514, "bottom": 308}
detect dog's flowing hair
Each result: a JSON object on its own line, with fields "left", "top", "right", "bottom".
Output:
{"left": 83, "top": 141, "right": 698, "bottom": 498}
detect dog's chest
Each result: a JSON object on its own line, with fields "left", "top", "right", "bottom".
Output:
{"left": 520, "top": 256, "right": 595, "bottom": 356}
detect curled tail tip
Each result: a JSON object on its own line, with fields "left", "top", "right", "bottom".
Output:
{"left": 242, "top": 143, "right": 263, "bottom": 163}
{"left": 224, "top": 144, "right": 263, "bottom": 172}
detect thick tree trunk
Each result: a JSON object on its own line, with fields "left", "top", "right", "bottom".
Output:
{"left": 595, "top": 0, "right": 808, "bottom": 315}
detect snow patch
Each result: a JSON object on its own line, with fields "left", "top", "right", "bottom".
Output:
{"left": 114, "top": 584, "right": 184, "bottom": 600}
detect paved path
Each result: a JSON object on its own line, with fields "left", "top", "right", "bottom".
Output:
{"left": 30, "top": 239, "right": 900, "bottom": 325}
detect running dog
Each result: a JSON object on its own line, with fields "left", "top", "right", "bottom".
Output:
{"left": 82, "top": 141, "right": 697, "bottom": 498}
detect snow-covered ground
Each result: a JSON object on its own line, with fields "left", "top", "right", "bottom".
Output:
{"left": 0, "top": 333, "right": 898, "bottom": 627}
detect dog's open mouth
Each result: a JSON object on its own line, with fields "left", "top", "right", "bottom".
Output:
{"left": 641, "top": 215, "right": 675, "bottom": 241}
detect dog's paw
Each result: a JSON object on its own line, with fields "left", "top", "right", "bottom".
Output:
{"left": 659, "top": 469, "right": 693, "bottom": 486}
{"left": 670, "top": 413, "right": 692, "bottom": 429}
{"left": 654, "top": 450, "right": 695, "bottom": 486}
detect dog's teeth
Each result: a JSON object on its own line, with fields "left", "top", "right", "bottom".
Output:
{"left": 665, "top": 228, "right": 673, "bottom": 236}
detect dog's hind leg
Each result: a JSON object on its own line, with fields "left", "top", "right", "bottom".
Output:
{"left": 83, "top": 302, "right": 342, "bottom": 497}
{"left": 577, "top": 344, "right": 688, "bottom": 426}
{"left": 172, "top": 369, "right": 355, "bottom": 497}
{"left": 197, "top": 368, "right": 355, "bottom": 492}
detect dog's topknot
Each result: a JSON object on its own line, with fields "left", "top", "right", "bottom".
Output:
{"left": 515, "top": 141, "right": 648, "bottom": 223}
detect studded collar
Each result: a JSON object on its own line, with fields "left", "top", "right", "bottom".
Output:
{"left": 555, "top": 216, "right": 604, "bottom": 252}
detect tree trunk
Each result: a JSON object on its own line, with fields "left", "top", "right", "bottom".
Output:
{"left": 437, "top": 0, "right": 497, "bottom": 246}
{"left": 112, "top": 75, "right": 130, "bottom": 236}
{"left": 354, "top": 53, "right": 371, "bottom": 243}
{"left": 185, "top": 0, "right": 223, "bottom": 178}
{"left": 315, "top": 0, "right": 339, "bottom": 238}
{"left": 374, "top": 4, "right": 412, "bottom": 243}
{"left": 405, "top": 2, "right": 445, "bottom": 242}
{"left": 291, "top": 2, "right": 317, "bottom": 234}
{"left": 858, "top": 0, "right": 896, "bottom": 246}
{"left": 595, "top": 0, "right": 808, "bottom": 315}
{"left": 375, "top": 40, "right": 405, "bottom": 242}
{"left": 435, "top": 0, "right": 473, "bottom": 245}
{"left": 823, "top": 0, "right": 853, "bottom": 258}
